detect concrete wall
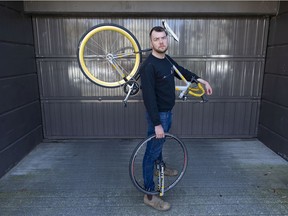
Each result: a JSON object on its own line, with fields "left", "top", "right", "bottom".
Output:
{"left": 0, "top": 1, "right": 43, "bottom": 178}
{"left": 258, "top": 1, "right": 288, "bottom": 159}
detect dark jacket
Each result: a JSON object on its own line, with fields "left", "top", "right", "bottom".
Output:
{"left": 140, "top": 54, "right": 199, "bottom": 126}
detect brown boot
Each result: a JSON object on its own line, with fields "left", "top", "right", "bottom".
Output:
{"left": 164, "top": 167, "right": 178, "bottom": 176}
{"left": 143, "top": 195, "right": 171, "bottom": 211}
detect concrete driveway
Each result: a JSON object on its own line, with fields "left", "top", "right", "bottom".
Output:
{"left": 0, "top": 138, "right": 287, "bottom": 215}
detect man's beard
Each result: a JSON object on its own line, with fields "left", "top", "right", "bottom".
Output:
{"left": 154, "top": 46, "right": 168, "bottom": 54}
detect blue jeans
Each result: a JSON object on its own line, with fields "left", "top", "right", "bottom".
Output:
{"left": 142, "top": 111, "right": 172, "bottom": 191}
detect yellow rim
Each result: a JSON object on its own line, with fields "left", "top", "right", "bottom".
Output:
{"left": 78, "top": 25, "right": 141, "bottom": 87}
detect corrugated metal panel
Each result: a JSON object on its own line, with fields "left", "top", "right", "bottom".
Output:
{"left": 33, "top": 18, "right": 268, "bottom": 57}
{"left": 42, "top": 100, "right": 260, "bottom": 138}
{"left": 180, "top": 18, "right": 268, "bottom": 57}
{"left": 37, "top": 60, "right": 125, "bottom": 98}
{"left": 42, "top": 101, "right": 146, "bottom": 138}
{"left": 173, "top": 100, "right": 260, "bottom": 138}
{"left": 37, "top": 59, "right": 264, "bottom": 99}
{"left": 34, "top": 17, "right": 269, "bottom": 138}
{"left": 175, "top": 59, "right": 264, "bottom": 97}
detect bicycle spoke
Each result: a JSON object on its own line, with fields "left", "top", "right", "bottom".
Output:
{"left": 108, "top": 32, "right": 120, "bottom": 54}
{"left": 110, "top": 58, "right": 133, "bottom": 78}
{"left": 85, "top": 36, "right": 107, "bottom": 56}
{"left": 113, "top": 46, "right": 136, "bottom": 57}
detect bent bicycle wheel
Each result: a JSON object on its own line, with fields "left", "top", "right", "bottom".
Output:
{"left": 77, "top": 23, "right": 142, "bottom": 88}
{"left": 129, "top": 133, "right": 188, "bottom": 195}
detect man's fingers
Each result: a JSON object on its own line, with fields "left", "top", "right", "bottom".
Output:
{"left": 156, "top": 133, "right": 165, "bottom": 139}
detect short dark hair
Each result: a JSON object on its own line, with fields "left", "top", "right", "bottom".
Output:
{"left": 149, "top": 26, "right": 168, "bottom": 38}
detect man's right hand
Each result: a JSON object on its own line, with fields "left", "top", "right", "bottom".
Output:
{"left": 155, "top": 125, "right": 165, "bottom": 139}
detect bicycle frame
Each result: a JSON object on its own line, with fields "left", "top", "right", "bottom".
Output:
{"left": 175, "top": 67, "right": 208, "bottom": 103}
{"left": 123, "top": 57, "right": 207, "bottom": 106}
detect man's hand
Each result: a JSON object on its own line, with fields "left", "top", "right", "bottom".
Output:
{"left": 204, "top": 82, "right": 213, "bottom": 95}
{"left": 155, "top": 125, "right": 165, "bottom": 139}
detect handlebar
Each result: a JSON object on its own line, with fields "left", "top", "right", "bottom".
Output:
{"left": 184, "top": 77, "right": 208, "bottom": 103}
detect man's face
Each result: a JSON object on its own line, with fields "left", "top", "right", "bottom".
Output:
{"left": 150, "top": 30, "right": 168, "bottom": 54}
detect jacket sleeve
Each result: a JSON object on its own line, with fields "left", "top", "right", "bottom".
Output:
{"left": 140, "top": 63, "right": 161, "bottom": 126}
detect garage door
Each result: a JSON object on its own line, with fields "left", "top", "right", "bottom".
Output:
{"left": 34, "top": 17, "right": 268, "bottom": 138}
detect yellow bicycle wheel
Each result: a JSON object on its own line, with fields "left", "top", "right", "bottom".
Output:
{"left": 77, "top": 24, "right": 142, "bottom": 88}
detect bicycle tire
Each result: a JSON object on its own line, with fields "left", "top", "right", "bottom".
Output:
{"left": 77, "top": 23, "right": 142, "bottom": 88}
{"left": 129, "top": 133, "right": 188, "bottom": 195}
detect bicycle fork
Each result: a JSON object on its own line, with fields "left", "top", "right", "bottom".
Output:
{"left": 156, "top": 161, "right": 165, "bottom": 196}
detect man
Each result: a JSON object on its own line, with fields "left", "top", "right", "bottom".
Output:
{"left": 140, "top": 26, "right": 213, "bottom": 211}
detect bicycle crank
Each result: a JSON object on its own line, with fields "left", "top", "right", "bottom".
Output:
{"left": 123, "top": 81, "right": 140, "bottom": 96}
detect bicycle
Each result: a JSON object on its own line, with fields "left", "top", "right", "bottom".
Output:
{"left": 129, "top": 133, "right": 188, "bottom": 196}
{"left": 77, "top": 20, "right": 206, "bottom": 196}
{"left": 77, "top": 20, "right": 208, "bottom": 107}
